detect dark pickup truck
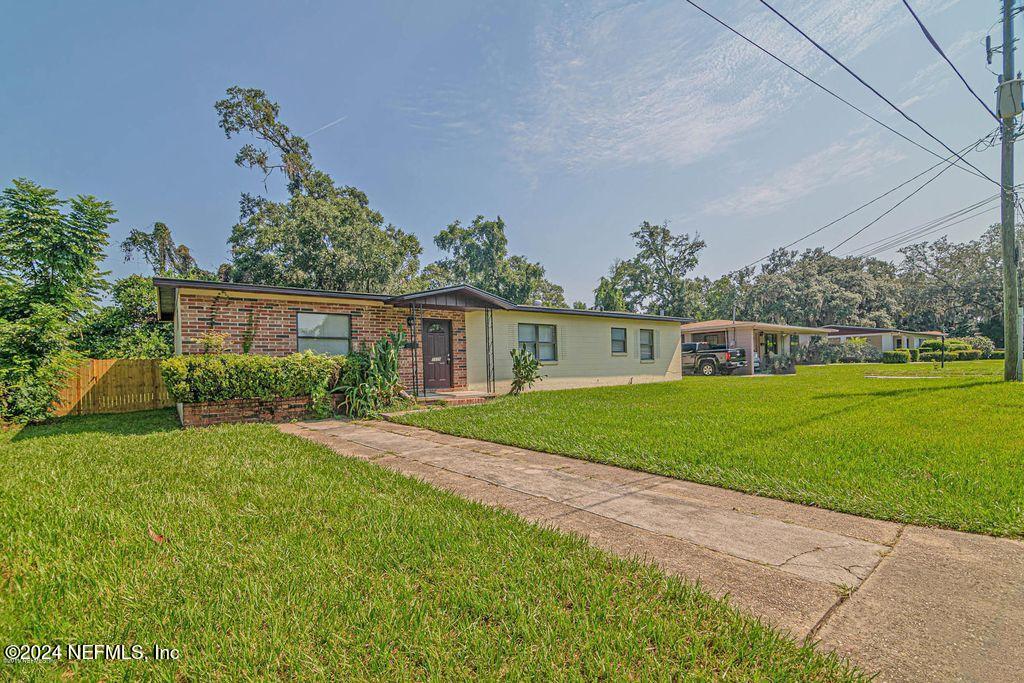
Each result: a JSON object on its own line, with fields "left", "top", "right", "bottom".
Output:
{"left": 681, "top": 341, "right": 747, "bottom": 376}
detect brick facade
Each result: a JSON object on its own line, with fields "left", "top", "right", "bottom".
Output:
{"left": 177, "top": 291, "right": 468, "bottom": 394}
{"left": 180, "top": 396, "right": 314, "bottom": 428}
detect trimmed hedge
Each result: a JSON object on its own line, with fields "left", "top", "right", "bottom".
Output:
{"left": 919, "top": 339, "right": 970, "bottom": 353}
{"left": 916, "top": 349, "right": 985, "bottom": 362}
{"left": 908, "top": 348, "right": 919, "bottom": 361}
{"left": 881, "top": 350, "right": 910, "bottom": 364}
{"left": 949, "top": 335, "right": 996, "bottom": 358}
{"left": 161, "top": 352, "right": 345, "bottom": 404}
{"left": 991, "top": 350, "right": 1005, "bottom": 359}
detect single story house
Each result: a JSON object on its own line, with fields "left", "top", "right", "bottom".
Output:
{"left": 153, "top": 278, "right": 690, "bottom": 395}
{"left": 824, "top": 325, "right": 943, "bottom": 350}
{"left": 679, "top": 319, "right": 832, "bottom": 375}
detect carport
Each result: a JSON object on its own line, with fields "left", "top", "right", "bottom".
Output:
{"left": 680, "top": 320, "right": 831, "bottom": 375}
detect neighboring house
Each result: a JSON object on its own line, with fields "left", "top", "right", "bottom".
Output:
{"left": 154, "top": 278, "right": 689, "bottom": 395}
{"left": 824, "top": 325, "right": 943, "bottom": 350}
{"left": 680, "top": 319, "right": 832, "bottom": 375}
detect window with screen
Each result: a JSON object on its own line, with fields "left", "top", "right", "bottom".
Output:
{"left": 297, "top": 312, "right": 351, "bottom": 355}
{"left": 611, "top": 327, "right": 627, "bottom": 354}
{"left": 518, "top": 323, "right": 557, "bottom": 361}
{"left": 639, "top": 329, "right": 654, "bottom": 360}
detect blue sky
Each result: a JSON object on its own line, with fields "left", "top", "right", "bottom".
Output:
{"left": 1, "top": 0, "right": 1008, "bottom": 303}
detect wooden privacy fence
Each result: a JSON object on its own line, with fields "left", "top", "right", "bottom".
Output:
{"left": 54, "top": 359, "right": 173, "bottom": 417}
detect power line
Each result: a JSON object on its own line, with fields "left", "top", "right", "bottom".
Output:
{"left": 681, "top": 0, "right": 994, "bottom": 184}
{"left": 756, "top": 0, "right": 1001, "bottom": 188}
{"left": 846, "top": 195, "right": 999, "bottom": 256}
{"left": 900, "top": 0, "right": 999, "bottom": 121}
{"left": 858, "top": 206, "right": 996, "bottom": 258}
{"left": 826, "top": 154, "right": 965, "bottom": 253}
{"left": 737, "top": 133, "right": 992, "bottom": 271}
{"left": 847, "top": 195, "right": 1002, "bottom": 258}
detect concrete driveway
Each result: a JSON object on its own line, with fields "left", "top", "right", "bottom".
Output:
{"left": 280, "top": 419, "right": 1024, "bottom": 682}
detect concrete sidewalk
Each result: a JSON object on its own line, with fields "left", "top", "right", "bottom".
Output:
{"left": 279, "top": 419, "right": 1024, "bottom": 682}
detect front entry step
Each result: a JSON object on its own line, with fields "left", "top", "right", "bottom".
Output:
{"left": 416, "top": 390, "right": 495, "bottom": 407}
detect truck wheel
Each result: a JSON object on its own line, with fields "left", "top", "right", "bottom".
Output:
{"left": 698, "top": 360, "right": 716, "bottom": 376}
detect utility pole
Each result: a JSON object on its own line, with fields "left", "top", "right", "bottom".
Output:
{"left": 998, "top": 0, "right": 1022, "bottom": 381}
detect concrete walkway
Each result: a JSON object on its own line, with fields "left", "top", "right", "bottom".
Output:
{"left": 279, "top": 419, "right": 1024, "bottom": 682}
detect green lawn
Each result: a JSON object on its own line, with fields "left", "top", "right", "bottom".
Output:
{"left": 398, "top": 360, "right": 1024, "bottom": 537}
{"left": 0, "top": 411, "right": 859, "bottom": 680}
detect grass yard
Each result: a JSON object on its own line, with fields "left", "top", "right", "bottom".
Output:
{"left": 398, "top": 360, "right": 1024, "bottom": 537}
{"left": 0, "top": 411, "right": 860, "bottom": 680}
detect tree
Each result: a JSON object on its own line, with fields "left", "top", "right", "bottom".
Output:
{"left": 215, "top": 87, "right": 422, "bottom": 293}
{"left": 600, "top": 222, "right": 705, "bottom": 316}
{"left": 684, "top": 272, "right": 747, "bottom": 321}
{"left": 897, "top": 225, "right": 1016, "bottom": 344}
{"left": 76, "top": 275, "right": 173, "bottom": 359}
{"left": 723, "top": 248, "right": 902, "bottom": 328}
{"left": 593, "top": 261, "right": 631, "bottom": 312}
{"left": 0, "top": 178, "right": 115, "bottom": 422}
{"left": 571, "top": 300, "right": 587, "bottom": 310}
{"left": 122, "top": 222, "right": 211, "bottom": 278}
{"left": 0, "top": 178, "right": 112, "bottom": 316}
{"left": 422, "top": 215, "right": 567, "bottom": 307}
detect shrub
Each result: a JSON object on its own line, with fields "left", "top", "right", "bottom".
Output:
{"left": 793, "top": 337, "right": 839, "bottom": 365}
{"left": 764, "top": 354, "right": 796, "bottom": 374}
{"left": 949, "top": 335, "right": 995, "bottom": 358}
{"left": 959, "top": 349, "right": 982, "bottom": 360}
{"left": 920, "top": 338, "right": 968, "bottom": 353}
{"left": 0, "top": 304, "right": 81, "bottom": 424}
{"left": 193, "top": 332, "right": 230, "bottom": 354}
{"left": 334, "top": 328, "right": 406, "bottom": 418}
{"left": 509, "top": 347, "right": 543, "bottom": 395}
{"left": 161, "top": 351, "right": 345, "bottom": 404}
{"left": 907, "top": 348, "right": 919, "bottom": 361}
{"left": 882, "top": 350, "right": 910, "bottom": 364}
{"left": 991, "top": 350, "right": 1005, "bottom": 359}
{"left": 836, "top": 339, "right": 882, "bottom": 363}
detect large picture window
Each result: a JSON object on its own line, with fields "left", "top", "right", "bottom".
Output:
{"left": 639, "top": 329, "right": 654, "bottom": 361}
{"left": 611, "top": 327, "right": 627, "bottom": 354}
{"left": 518, "top": 323, "right": 557, "bottom": 361}
{"left": 297, "top": 312, "right": 351, "bottom": 355}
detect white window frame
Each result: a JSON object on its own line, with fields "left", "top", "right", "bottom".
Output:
{"left": 518, "top": 323, "right": 557, "bottom": 361}
{"left": 639, "top": 329, "right": 655, "bottom": 361}
{"left": 611, "top": 327, "right": 627, "bottom": 354}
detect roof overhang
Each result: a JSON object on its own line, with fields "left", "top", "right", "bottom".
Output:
{"left": 824, "top": 327, "right": 944, "bottom": 338}
{"left": 681, "top": 320, "right": 831, "bottom": 335}
{"left": 152, "top": 278, "right": 694, "bottom": 324}
{"left": 152, "top": 277, "right": 392, "bottom": 321}
{"left": 515, "top": 306, "right": 693, "bottom": 323}
{"left": 386, "top": 284, "right": 517, "bottom": 310}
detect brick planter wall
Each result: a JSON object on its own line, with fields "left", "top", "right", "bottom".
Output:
{"left": 180, "top": 396, "right": 314, "bottom": 428}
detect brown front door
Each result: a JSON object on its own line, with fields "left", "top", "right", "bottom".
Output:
{"left": 422, "top": 319, "right": 452, "bottom": 390}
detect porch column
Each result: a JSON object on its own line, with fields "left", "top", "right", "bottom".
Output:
{"left": 735, "top": 327, "right": 756, "bottom": 376}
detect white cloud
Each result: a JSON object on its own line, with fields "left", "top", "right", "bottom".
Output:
{"left": 703, "top": 136, "right": 906, "bottom": 217}
{"left": 510, "top": 0, "right": 964, "bottom": 173}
